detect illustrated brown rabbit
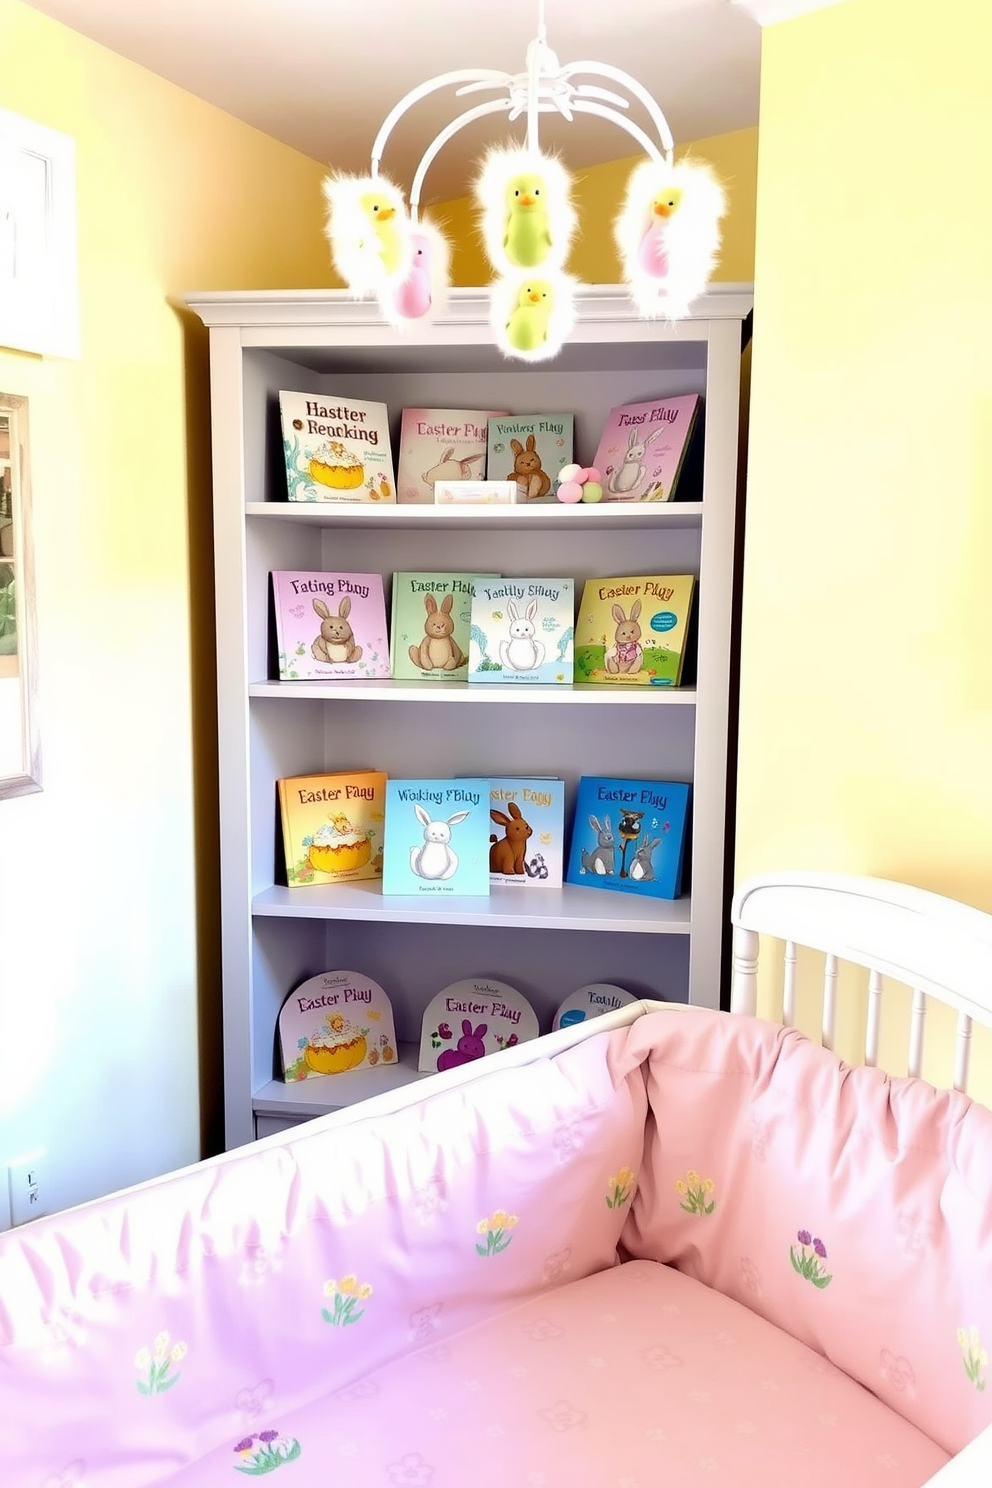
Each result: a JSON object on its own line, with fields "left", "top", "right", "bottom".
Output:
{"left": 606, "top": 599, "right": 643, "bottom": 674}
{"left": 507, "top": 433, "right": 551, "bottom": 501}
{"left": 409, "top": 592, "right": 465, "bottom": 672}
{"left": 312, "top": 596, "right": 362, "bottom": 664}
{"left": 489, "top": 800, "right": 533, "bottom": 875}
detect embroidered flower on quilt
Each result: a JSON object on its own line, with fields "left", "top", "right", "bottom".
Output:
{"left": 522, "top": 1317, "right": 565, "bottom": 1342}
{"left": 238, "top": 1244, "right": 282, "bottom": 1288}
{"left": 232, "top": 1431, "right": 301, "bottom": 1475}
{"left": 958, "top": 1325, "right": 988, "bottom": 1391}
{"left": 42, "top": 1464, "right": 86, "bottom": 1488}
{"left": 605, "top": 1167, "right": 636, "bottom": 1210}
{"left": 335, "top": 1377, "right": 379, "bottom": 1402}
{"left": 409, "top": 1303, "right": 442, "bottom": 1342}
{"left": 643, "top": 1344, "right": 683, "bottom": 1370}
{"left": 386, "top": 1451, "right": 435, "bottom": 1485}
{"left": 749, "top": 1116, "right": 769, "bottom": 1164}
{"left": 322, "top": 1275, "right": 372, "bottom": 1327}
{"left": 541, "top": 1247, "right": 572, "bottom": 1284}
{"left": 552, "top": 1121, "right": 583, "bottom": 1164}
{"left": 880, "top": 1349, "right": 916, "bottom": 1396}
{"left": 674, "top": 1170, "right": 715, "bottom": 1215}
{"left": 538, "top": 1399, "right": 587, "bottom": 1432}
{"left": 476, "top": 1209, "right": 518, "bottom": 1256}
{"left": 790, "top": 1230, "right": 832, "bottom": 1288}
{"left": 135, "top": 1331, "right": 187, "bottom": 1394}
{"left": 412, "top": 1174, "right": 448, "bottom": 1226}
{"left": 895, "top": 1210, "right": 937, "bottom": 1260}
{"left": 38, "top": 1307, "right": 85, "bottom": 1361}
{"left": 739, "top": 1256, "right": 762, "bottom": 1298}
{"left": 235, "top": 1380, "right": 274, "bottom": 1422}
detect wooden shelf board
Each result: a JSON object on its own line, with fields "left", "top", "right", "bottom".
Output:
{"left": 252, "top": 880, "right": 692, "bottom": 934}
{"left": 249, "top": 679, "right": 696, "bottom": 705}
{"left": 245, "top": 500, "right": 704, "bottom": 532}
{"left": 253, "top": 1042, "right": 427, "bottom": 1117}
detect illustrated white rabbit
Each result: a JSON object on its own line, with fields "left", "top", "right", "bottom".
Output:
{"left": 498, "top": 599, "right": 545, "bottom": 671}
{"left": 410, "top": 803, "right": 471, "bottom": 880}
{"left": 607, "top": 425, "right": 665, "bottom": 497}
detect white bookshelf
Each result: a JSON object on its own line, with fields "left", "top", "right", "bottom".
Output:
{"left": 188, "top": 284, "right": 752, "bottom": 1148}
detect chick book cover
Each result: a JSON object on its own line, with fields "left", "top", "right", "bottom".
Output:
{"left": 279, "top": 390, "right": 395, "bottom": 504}
{"left": 277, "top": 769, "right": 387, "bottom": 887}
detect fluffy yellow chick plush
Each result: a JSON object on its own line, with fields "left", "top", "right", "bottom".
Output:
{"left": 505, "top": 280, "right": 553, "bottom": 351}
{"left": 474, "top": 145, "right": 576, "bottom": 278}
{"left": 359, "top": 191, "right": 404, "bottom": 277}
{"left": 322, "top": 173, "right": 410, "bottom": 294}
{"left": 503, "top": 174, "right": 552, "bottom": 269}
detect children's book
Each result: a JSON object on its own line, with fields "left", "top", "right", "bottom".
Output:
{"left": 573, "top": 574, "right": 695, "bottom": 687}
{"left": 272, "top": 571, "right": 390, "bottom": 680}
{"left": 279, "top": 390, "right": 395, "bottom": 504}
{"left": 390, "top": 572, "right": 498, "bottom": 682}
{"left": 552, "top": 983, "right": 641, "bottom": 1031}
{"left": 565, "top": 776, "right": 691, "bottom": 901}
{"left": 395, "top": 407, "right": 507, "bottom": 504}
{"left": 278, "top": 970, "right": 397, "bottom": 1082}
{"left": 468, "top": 577, "right": 575, "bottom": 684}
{"left": 418, "top": 978, "right": 539, "bottom": 1073}
{"left": 593, "top": 393, "right": 701, "bottom": 503}
{"left": 488, "top": 776, "right": 565, "bottom": 888}
{"left": 382, "top": 778, "right": 491, "bottom": 896}
{"left": 486, "top": 413, "right": 574, "bottom": 501}
{"left": 277, "top": 769, "right": 387, "bottom": 887}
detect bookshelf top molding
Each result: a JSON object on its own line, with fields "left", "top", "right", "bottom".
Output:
{"left": 183, "top": 283, "right": 754, "bottom": 335}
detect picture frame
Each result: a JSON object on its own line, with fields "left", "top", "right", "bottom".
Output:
{"left": 0, "top": 109, "right": 80, "bottom": 360}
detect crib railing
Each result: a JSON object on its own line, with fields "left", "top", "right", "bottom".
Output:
{"left": 730, "top": 873, "right": 992, "bottom": 1097}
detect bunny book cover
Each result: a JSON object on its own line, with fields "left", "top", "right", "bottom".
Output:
{"left": 277, "top": 769, "right": 387, "bottom": 887}
{"left": 488, "top": 776, "right": 565, "bottom": 888}
{"left": 593, "top": 393, "right": 701, "bottom": 503}
{"left": 279, "top": 390, "right": 395, "bottom": 504}
{"left": 395, "top": 407, "right": 507, "bottom": 504}
{"left": 468, "top": 577, "right": 575, "bottom": 684}
{"left": 574, "top": 574, "right": 696, "bottom": 687}
{"left": 565, "top": 776, "right": 691, "bottom": 901}
{"left": 382, "top": 778, "right": 491, "bottom": 896}
{"left": 486, "top": 414, "right": 574, "bottom": 501}
{"left": 390, "top": 572, "right": 498, "bottom": 681}
{"left": 272, "top": 571, "right": 390, "bottom": 680}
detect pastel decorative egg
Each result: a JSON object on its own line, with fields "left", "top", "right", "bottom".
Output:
{"left": 558, "top": 462, "right": 582, "bottom": 483}
{"left": 583, "top": 467, "right": 601, "bottom": 483}
{"left": 580, "top": 480, "right": 603, "bottom": 503}
{"left": 557, "top": 480, "right": 583, "bottom": 503}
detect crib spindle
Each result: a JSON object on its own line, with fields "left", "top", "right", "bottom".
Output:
{"left": 731, "top": 926, "right": 759, "bottom": 1016}
{"left": 908, "top": 988, "right": 927, "bottom": 1077}
{"left": 782, "top": 941, "right": 797, "bottom": 1027}
{"left": 821, "top": 953, "right": 837, "bottom": 1051}
{"left": 954, "top": 1012, "right": 973, "bottom": 1094}
{"left": 864, "top": 969, "right": 883, "bottom": 1067}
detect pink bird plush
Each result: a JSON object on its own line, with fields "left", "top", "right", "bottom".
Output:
{"left": 614, "top": 159, "right": 726, "bottom": 321}
{"left": 378, "top": 217, "right": 451, "bottom": 331}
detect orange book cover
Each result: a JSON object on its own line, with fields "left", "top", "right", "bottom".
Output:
{"left": 277, "top": 769, "right": 387, "bottom": 886}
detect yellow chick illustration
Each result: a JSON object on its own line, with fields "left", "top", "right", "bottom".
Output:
{"left": 505, "top": 281, "right": 554, "bottom": 353}
{"left": 503, "top": 174, "right": 552, "bottom": 268}
{"left": 359, "top": 191, "right": 404, "bottom": 276}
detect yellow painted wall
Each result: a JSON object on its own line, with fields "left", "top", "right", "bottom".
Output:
{"left": 435, "top": 127, "right": 757, "bottom": 286}
{"left": 0, "top": 0, "right": 331, "bottom": 1208}
{"left": 737, "top": 0, "right": 992, "bottom": 1094}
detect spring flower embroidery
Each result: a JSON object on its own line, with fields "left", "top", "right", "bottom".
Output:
{"left": 958, "top": 1326, "right": 987, "bottom": 1391}
{"left": 790, "top": 1230, "right": 833, "bottom": 1288}
{"left": 606, "top": 1167, "right": 636, "bottom": 1209}
{"left": 674, "top": 1170, "right": 715, "bottom": 1215}
{"left": 476, "top": 1209, "right": 518, "bottom": 1256}
{"left": 135, "top": 1331, "right": 187, "bottom": 1394}
{"left": 322, "top": 1275, "right": 372, "bottom": 1327}
{"left": 233, "top": 1431, "right": 302, "bottom": 1475}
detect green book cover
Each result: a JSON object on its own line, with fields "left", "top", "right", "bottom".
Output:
{"left": 486, "top": 413, "right": 574, "bottom": 500}
{"left": 390, "top": 573, "right": 498, "bottom": 681}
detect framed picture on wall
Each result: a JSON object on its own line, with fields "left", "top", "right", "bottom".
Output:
{"left": 0, "top": 109, "right": 80, "bottom": 360}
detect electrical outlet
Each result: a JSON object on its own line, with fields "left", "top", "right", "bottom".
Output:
{"left": 8, "top": 1150, "right": 47, "bottom": 1226}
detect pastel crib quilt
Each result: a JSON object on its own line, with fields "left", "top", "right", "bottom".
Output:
{"left": 1, "top": 1007, "right": 991, "bottom": 1487}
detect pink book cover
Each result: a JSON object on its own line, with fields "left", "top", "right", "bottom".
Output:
{"left": 593, "top": 393, "right": 701, "bottom": 503}
{"left": 395, "top": 407, "right": 507, "bottom": 504}
{"left": 272, "top": 571, "right": 390, "bottom": 680}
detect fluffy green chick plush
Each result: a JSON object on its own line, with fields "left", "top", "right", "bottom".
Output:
{"left": 505, "top": 281, "right": 554, "bottom": 353}
{"left": 503, "top": 174, "right": 552, "bottom": 268}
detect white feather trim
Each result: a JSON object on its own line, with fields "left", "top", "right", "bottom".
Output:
{"left": 322, "top": 173, "right": 412, "bottom": 296}
{"left": 489, "top": 270, "right": 578, "bottom": 363}
{"left": 473, "top": 144, "right": 576, "bottom": 278}
{"left": 376, "top": 216, "right": 452, "bottom": 331}
{"left": 614, "top": 157, "right": 727, "bottom": 321}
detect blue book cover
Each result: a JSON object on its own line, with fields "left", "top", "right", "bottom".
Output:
{"left": 382, "top": 779, "right": 491, "bottom": 896}
{"left": 488, "top": 777, "right": 566, "bottom": 888}
{"left": 565, "top": 777, "right": 690, "bottom": 900}
{"left": 468, "top": 577, "right": 574, "bottom": 684}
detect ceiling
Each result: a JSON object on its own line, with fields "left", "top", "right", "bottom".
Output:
{"left": 24, "top": 0, "right": 761, "bottom": 204}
